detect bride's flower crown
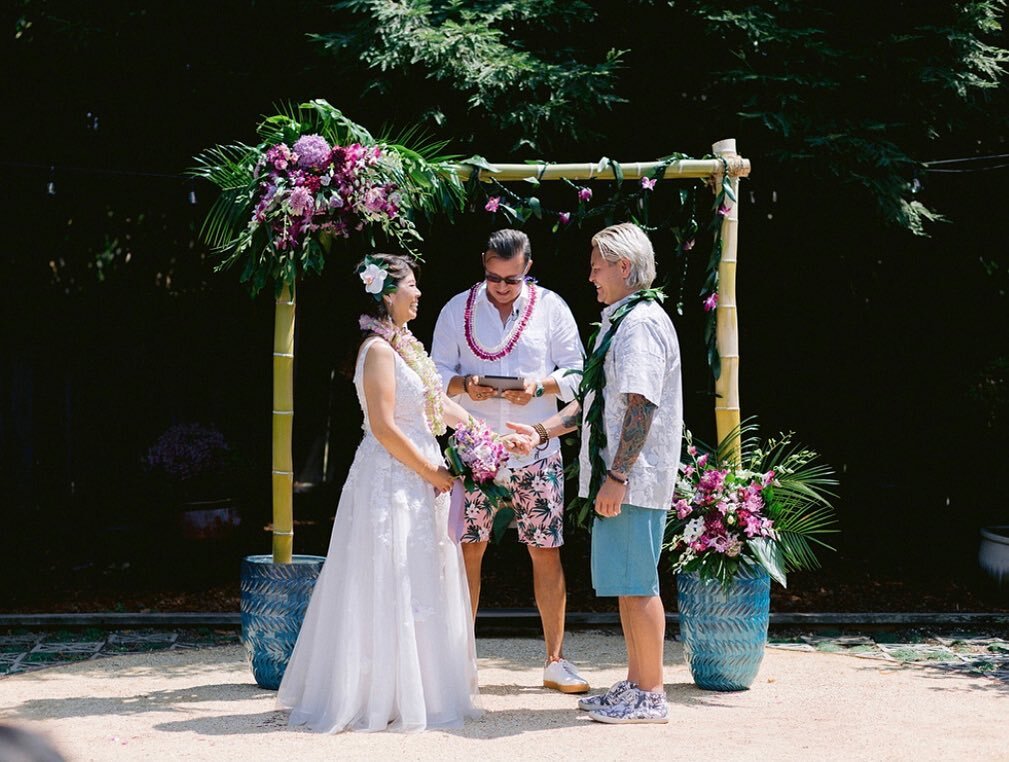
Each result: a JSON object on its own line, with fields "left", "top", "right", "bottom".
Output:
{"left": 357, "top": 256, "right": 398, "bottom": 301}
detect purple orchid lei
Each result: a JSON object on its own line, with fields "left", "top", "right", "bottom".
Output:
{"left": 463, "top": 281, "right": 538, "bottom": 362}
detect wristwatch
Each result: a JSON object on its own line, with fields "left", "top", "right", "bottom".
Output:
{"left": 534, "top": 380, "right": 545, "bottom": 398}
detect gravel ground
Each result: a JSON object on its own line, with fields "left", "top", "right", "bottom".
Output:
{"left": 1, "top": 631, "right": 1007, "bottom": 761}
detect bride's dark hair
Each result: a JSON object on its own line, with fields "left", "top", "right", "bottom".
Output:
{"left": 340, "top": 253, "right": 420, "bottom": 379}
{"left": 354, "top": 253, "right": 419, "bottom": 322}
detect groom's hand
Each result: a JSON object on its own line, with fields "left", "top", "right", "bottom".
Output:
{"left": 594, "top": 477, "right": 625, "bottom": 517}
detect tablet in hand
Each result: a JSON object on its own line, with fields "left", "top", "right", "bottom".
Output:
{"left": 476, "top": 375, "right": 525, "bottom": 391}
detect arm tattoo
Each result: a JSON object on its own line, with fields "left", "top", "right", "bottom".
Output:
{"left": 559, "top": 400, "right": 582, "bottom": 431}
{"left": 611, "top": 393, "right": 657, "bottom": 474}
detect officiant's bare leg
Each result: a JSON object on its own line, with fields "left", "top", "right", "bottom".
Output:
{"left": 528, "top": 546, "right": 566, "bottom": 660}
{"left": 462, "top": 541, "right": 488, "bottom": 621}
{"left": 620, "top": 594, "right": 665, "bottom": 692}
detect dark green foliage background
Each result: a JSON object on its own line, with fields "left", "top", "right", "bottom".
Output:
{"left": 2, "top": 1, "right": 1007, "bottom": 603}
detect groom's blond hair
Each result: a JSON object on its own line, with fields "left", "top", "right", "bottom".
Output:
{"left": 592, "top": 223, "right": 656, "bottom": 290}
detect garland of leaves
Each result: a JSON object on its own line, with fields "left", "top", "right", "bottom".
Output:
{"left": 567, "top": 287, "right": 666, "bottom": 528}
{"left": 462, "top": 153, "right": 733, "bottom": 380}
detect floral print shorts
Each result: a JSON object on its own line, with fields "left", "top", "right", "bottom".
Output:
{"left": 462, "top": 452, "right": 565, "bottom": 548}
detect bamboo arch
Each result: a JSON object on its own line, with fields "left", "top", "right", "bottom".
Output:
{"left": 447, "top": 139, "right": 750, "bottom": 462}
{"left": 270, "top": 141, "right": 749, "bottom": 563}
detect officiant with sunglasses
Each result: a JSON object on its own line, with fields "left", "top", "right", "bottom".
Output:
{"left": 431, "top": 228, "right": 589, "bottom": 694}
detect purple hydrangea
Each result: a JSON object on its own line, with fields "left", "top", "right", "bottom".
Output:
{"left": 293, "top": 134, "right": 332, "bottom": 170}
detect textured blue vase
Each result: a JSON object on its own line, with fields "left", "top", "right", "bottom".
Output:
{"left": 677, "top": 567, "right": 771, "bottom": 691}
{"left": 240, "top": 554, "right": 325, "bottom": 690}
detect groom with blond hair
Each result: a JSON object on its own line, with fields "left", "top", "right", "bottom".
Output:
{"left": 511, "top": 222, "right": 682, "bottom": 723}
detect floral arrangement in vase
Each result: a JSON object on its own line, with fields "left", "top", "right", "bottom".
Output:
{"left": 665, "top": 422, "right": 839, "bottom": 587}
{"left": 142, "top": 422, "right": 237, "bottom": 503}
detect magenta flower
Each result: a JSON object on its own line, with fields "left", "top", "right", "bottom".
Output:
{"left": 682, "top": 238, "right": 695, "bottom": 251}
{"left": 289, "top": 186, "right": 314, "bottom": 216}
{"left": 696, "top": 453, "right": 709, "bottom": 469}
{"left": 718, "top": 203, "right": 732, "bottom": 217}
{"left": 703, "top": 292, "right": 719, "bottom": 312}
{"left": 578, "top": 187, "right": 593, "bottom": 202}
{"left": 485, "top": 196, "right": 500, "bottom": 213}
{"left": 640, "top": 177, "right": 656, "bottom": 191}
{"left": 687, "top": 445, "right": 698, "bottom": 456}
{"left": 558, "top": 211, "right": 571, "bottom": 225}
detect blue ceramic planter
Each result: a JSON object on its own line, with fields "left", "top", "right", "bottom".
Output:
{"left": 677, "top": 567, "right": 771, "bottom": 691}
{"left": 240, "top": 554, "right": 325, "bottom": 690}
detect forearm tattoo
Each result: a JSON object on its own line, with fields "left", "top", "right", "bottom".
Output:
{"left": 558, "top": 400, "right": 582, "bottom": 431}
{"left": 611, "top": 393, "right": 657, "bottom": 474}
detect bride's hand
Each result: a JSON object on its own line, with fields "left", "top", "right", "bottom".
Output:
{"left": 502, "top": 425, "right": 537, "bottom": 456}
{"left": 426, "top": 464, "right": 457, "bottom": 494}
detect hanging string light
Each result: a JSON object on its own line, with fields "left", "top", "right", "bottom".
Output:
{"left": 47, "top": 165, "right": 56, "bottom": 196}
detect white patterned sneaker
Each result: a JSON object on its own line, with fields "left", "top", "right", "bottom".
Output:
{"left": 543, "top": 658, "right": 590, "bottom": 694}
{"left": 588, "top": 688, "right": 669, "bottom": 724}
{"left": 577, "top": 679, "right": 639, "bottom": 711}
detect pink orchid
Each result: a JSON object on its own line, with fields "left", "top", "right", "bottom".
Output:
{"left": 687, "top": 445, "right": 698, "bottom": 456}
{"left": 578, "top": 187, "right": 593, "bottom": 202}
{"left": 682, "top": 238, "right": 695, "bottom": 251}
{"left": 718, "top": 203, "right": 732, "bottom": 217}
{"left": 640, "top": 177, "right": 657, "bottom": 191}
{"left": 696, "top": 453, "right": 709, "bottom": 468}
{"left": 485, "top": 196, "right": 500, "bottom": 213}
{"left": 558, "top": 211, "right": 571, "bottom": 225}
{"left": 703, "top": 292, "right": 719, "bottom": 312}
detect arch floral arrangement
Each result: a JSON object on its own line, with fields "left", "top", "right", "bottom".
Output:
{"left": 191, "top": 99, "right": 464, "bottom": 295}
{"left": 665, "top": 422, "right": 839, "bottom": 587}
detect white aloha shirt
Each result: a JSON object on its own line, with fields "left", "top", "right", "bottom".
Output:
{"left": 431, "top": 281, "right": 584, "bottom": 469}
{"left": 577, "top": 295, "right": 683, "bottom": 510}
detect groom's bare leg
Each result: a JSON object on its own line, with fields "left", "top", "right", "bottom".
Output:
{"left": 619, "top": 596, "right": 639, "bottom": 682}
{"left": 462, "top": 541, "right": 488, "bottom": 621}
{"left": 620, "top": 594, "right": 665, "bottom": 692}
{"left": 528, "top": 546, "right": 566, "bottom": 660}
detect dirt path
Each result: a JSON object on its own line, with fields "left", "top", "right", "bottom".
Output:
{"left": 1, "top": 631, "right": 1006, "bottom": 761}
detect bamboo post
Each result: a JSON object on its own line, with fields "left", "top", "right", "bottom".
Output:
{"left": 712, "top": 139, "right": 742, "bottom": 464}
{"left": 272, "top": 283, "right": 296, "bottom": 564}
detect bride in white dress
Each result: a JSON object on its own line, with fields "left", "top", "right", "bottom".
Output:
{"left": 278, "top": 254, "right": 504, "bottom": 733}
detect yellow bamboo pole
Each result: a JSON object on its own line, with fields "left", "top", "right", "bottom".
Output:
{"left": 448, "top": 158, "right": 750, "bottom": 182}
{"left": 272, "top": 283, "right": 295, "bottom": 564}
{"left": 712, "top": 139, "right": 743, "bottom": 465}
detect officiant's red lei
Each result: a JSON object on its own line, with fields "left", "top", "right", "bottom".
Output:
{"left": 464, "top": 281, "right": 538, "bottom": 361}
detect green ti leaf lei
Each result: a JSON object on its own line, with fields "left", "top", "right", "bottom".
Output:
{"left": 569, "top": 287, "right": 666, "bottom": 528}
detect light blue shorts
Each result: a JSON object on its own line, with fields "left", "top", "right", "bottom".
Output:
{"left": 591, "top": 504, "right": 666, "bottom": 597}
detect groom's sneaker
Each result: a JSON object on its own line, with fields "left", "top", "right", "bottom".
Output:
{"left": 588, "top": 688, "right": 669, "bottom": 724}
{"left": 577, "top": 679, "right": 639, "bottom": 711}
{"left": 543, "top": 658, "right": 590, "bottom": 694}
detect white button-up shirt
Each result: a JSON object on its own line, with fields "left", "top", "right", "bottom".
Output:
{"left": 432, "top": 281, "right": 584, "bottom": 469}
{"left": 578, "top": 296, "right": 682, "bottom": 510}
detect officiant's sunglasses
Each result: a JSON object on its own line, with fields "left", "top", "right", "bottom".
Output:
{"left": 484, "top": 272, "right": 526, "bottom": 285}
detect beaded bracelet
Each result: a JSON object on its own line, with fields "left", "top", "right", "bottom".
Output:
{"left": 606, "top": 469, "right": 629, "bottom": 486}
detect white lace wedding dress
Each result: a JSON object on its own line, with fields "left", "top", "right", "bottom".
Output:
{"left": 277, "top": 337, "right": 482, "bottom": 732}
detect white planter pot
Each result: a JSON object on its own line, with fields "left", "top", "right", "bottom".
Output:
{"left": 978, "top": 526, "right": 1009, "bottom": 587}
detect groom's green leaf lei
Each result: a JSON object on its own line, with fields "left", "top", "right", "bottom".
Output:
{"left": 570, "top": 287, "right": 666, "bottom": 527}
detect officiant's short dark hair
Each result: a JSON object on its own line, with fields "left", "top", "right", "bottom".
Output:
{"left": 485, "top": 229, "right": 530, "bottom": 263}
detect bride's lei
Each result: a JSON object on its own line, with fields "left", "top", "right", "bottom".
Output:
{"left": 463, "top": 281, "right": 538, "bottom": 361}
{"left": 359, "top": 314, "right": 446, "bottom": 436}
